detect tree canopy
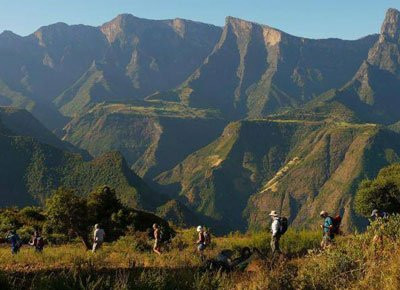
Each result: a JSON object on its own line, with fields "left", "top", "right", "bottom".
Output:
{"left": 355, "top": 164, "right": 400, "bottom": 216}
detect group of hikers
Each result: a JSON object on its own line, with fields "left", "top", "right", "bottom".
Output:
{"left": 6, "top": 230, "right": 44, "bottom": 254}
{"left": 4, "top": 208, "right": 387, "bottom": 258}
{"left": 268, "top": 209, "right": 342, "bottom": 254}
{"left": 268, "top": 208, "right": 389, "bottom": 254}
{"left": 152, "top": 223, "right": 211, "bottom": 257}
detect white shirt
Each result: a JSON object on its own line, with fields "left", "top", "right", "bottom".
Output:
{"left": 271, "top": 217, "right": 280, "bottom": 236}
{"left": 94, "top": 228, "right": 105, "bottom": 242}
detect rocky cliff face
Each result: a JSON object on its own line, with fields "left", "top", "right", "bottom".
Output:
{"left": 173, "top": 16, "right": 377, "bottom": 119}
{"left": 330, "top": 9, "right": 400, "bottom": 124}
{"left": 0, "top": 15, "right": 221, "bottom": 128}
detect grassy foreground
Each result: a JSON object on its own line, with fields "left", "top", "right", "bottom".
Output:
{"left": 1, "top": 219, "right": 400, "bottom": 289}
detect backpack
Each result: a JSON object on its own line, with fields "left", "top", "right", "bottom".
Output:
{"left": 159, "top": 227, "right": 171, "bottom": 243}
{"left": 36, "top": 237, "right": 44, "bottom": 249}
{"left": 15, "top": 236, "right": 22, "bottom": 250}
{"left": 204, "top": 231, "right": 212, "bottom": 245}
{"left": 278, "top": 217, "right": 288, "bottom": 235}
{"left": 330, "top": 215, "right": 342, "bottom": 235}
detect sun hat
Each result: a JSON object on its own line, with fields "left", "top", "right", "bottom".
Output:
{"left": 197, "top": 225, "right": 203, "bottom": 232}
{"left": 371, "top": 209, "right": 379, "bottom": 217}
{"left": 320, "top": 211, "right": 328, "bottom": 217}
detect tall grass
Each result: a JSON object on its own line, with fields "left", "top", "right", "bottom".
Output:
{"left": 2, "top": 221, "right": 400, "bottom": 289}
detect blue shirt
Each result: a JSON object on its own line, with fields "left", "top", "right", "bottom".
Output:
{"left": 8, "top": 233, "right": 20, "bottom": 248}
{"left": 323, "top": 217, "right": 333, "bottom": 233}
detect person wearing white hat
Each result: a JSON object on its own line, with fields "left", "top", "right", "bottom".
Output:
{"left": 269, "top": 210, "right": 281, "bottom": 254}
{"left": 320, "top": 211, "right": 333, "bottom": 249}
{"left": 195, "top": 225, "right": 207, "bottom": 259}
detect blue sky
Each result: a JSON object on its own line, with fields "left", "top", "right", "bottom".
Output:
{"left": 1, "top": 0, "right": 399, "bottom": 39}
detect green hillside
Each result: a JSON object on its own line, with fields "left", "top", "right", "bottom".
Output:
{"left": 156, "top": 119, "right": 400, "bottom": 232}
{"left": 0, "top": 109, "right": 166, "bottom": 210}
{"left": 63, "top": 102, "right": 227, "bottom": 180}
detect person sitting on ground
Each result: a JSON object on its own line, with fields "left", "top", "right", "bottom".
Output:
{"left": 29, "top": 231, "right": 44, "bottom": 252}
{"left": 320, "top": 211, "right": 334, "bottom": 249}
{"left": 196, "top": 225, "right": 207, "bottom": 260}
{"left": 153, "top": 223, "right": 162, "bottom": 255}
{"left": 6, "top": 230, "right": 21, "bottom": 254}
{"left": 269, "top": 210, "right": 282, "bottom": 254}
{"left": 92, "top": 224, "right": 105, "bottom": 253}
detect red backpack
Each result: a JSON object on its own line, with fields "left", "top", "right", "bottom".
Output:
{"left": 331, "top": 215, "right": 342, "bottom": 235}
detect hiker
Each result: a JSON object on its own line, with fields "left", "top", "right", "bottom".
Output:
{"left": 153, "top": 223, "right": 162, "bottom": 255}
{"left": 269, "top": 210, "right": 282, "bottom": 254}
{"left": 320, "top": 211, "right": 334, "bottom": 249}
{"left": 371, "top": 209, "right": 388, "bottom": 220}
{"left": 92, "top": 224, "right": 105, "bottom": 253}
{"left": 196, "top": 225, "right": 208, "bottom": 260}
{"left": 371, "top": 209, "right": 388, "bottom": 250}
{"left": 29, "top": 231, "right": 44, "bottom": 252}
{"left": 6, "top": 230, "right": 21, "bottom": 254}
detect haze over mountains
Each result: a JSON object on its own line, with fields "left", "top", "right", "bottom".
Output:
{"left": 1, "top": 9, "right": 400, "bottom": 232}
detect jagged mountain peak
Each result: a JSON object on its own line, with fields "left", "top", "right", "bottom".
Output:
{"left": 366, "top": 8, "right": 400, "bottom": 75}
{"left": 381, "top": 8, "right": 400, "bottom": 40}
{"left": 224, "top": 16, "right": 284, "bottom": 47}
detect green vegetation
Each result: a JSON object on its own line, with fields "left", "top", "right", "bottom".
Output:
{"left": 0, "top": 186, "right": 171, "bottom": 248}
{"left": 355, "top": 163, "right": 400, "bottom": 216}
{"left": 63, "top": 102, "right": 227, "bottom": 179}
{"left": 157, "top": 118, "right": 400, "bottom": 232}
{"left": 2, "top": 217, "right": 400, "bottom": 289}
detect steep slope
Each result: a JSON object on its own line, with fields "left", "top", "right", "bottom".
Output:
{"left": 156, "top": 120, "right": 400, "bottom": 232}
{"left": 159, "top": 17, "right": 376, "bottom": 119}
{"left": 62, "top": 102, "right": 227, "bottom": 180}
{"left": 0, "top": 107, "right": 85, "bottom": 155}
{"left": 0, "top": 15, "right": 221, "bottom": 125}
{"left": 0, "top": 24, "right": 107, "bottom": 129}
{"left": 328, "top": 8, "right": 400, "bottom": 124}
{"left": 0, "top": 109, "right": 166, "bottom": 210}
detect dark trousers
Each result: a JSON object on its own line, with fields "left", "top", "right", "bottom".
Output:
{"left": 271, "top": 234, "right": 281, "bottom": 254}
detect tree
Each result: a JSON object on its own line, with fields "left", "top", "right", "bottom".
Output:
{"left": 87, "top": 186, "right": 125, "bottom": 240}
{"left": 45, "top": 188, "right": 91, "bottom": 249}
{"left": 355, "top": 172, "right": 400, "bottom": 217}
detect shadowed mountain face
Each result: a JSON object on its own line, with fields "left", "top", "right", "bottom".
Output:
{"left": 0, "top": 107, "right": 169, "bottom": 210}
{"left": 0, "top": 15, "right": 221, "bottom": 126}
{"left": 161, "top": 17, "right": 377, "bottom": 119}
{"left": 328, "top": 9, "right": 400, "bottom": 124}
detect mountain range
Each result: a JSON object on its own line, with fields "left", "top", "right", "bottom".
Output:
{"left": 1, "top": 9, "right": 400, "bottom": 232}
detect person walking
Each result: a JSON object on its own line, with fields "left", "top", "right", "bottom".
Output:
{"left": 371, "top": 209, "right": 389, "bottom": 252}
{"left": 153, "top": 223, "right": 162, "bottom": 255}
{"left": 196, "top": 225, "right": 207, "bottom": 260}
{"left": 269, "top": 211, "right": 282, "bottom": 254}
{"left": 92, "top": 224, "right": 105, "bottom": 253}
{"left": 7, "top": 230, "right": 21, "bottom": 254}
{"left": 29, "top": 231, "right": 44, "bottom": 252}
{"left": 320, "top": 211, "right": 334, "bottom": 249}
